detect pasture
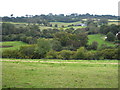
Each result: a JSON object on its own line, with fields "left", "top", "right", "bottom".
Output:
{"left": 50, "top": 21, "right": 86, "bottom": 30}
{"left": 50, "top": 21, "right": 82, "bottom": 27}
{"left": 108, "top": 22, "right": 118, "bottom": 25}
{"left": 88, "top": 34, "right": 115, "bottom": 48}
{"left": 0, "top": 41, "right": 28, "bottom": 51}
{"left": 2, "top": 59, "right": 118, "bottom": 88}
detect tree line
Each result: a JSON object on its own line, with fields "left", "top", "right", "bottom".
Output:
{"left": 2, "top": 38, "right": 120, "bottom": 60}
{"left": 2, "top": 13, "right": 118, "bottom": 23}
{"left": 2, "top": 22, "right": 120, "bottom": 60}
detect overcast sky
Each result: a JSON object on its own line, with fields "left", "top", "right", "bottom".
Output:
{"left": 0, "top": 0, "right": 120, "bottom": 17}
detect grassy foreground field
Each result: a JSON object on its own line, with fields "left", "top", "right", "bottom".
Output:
{"left": 2, "top": 59, "right": 118, "bottom": 88}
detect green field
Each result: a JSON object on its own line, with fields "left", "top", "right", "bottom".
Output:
{"left": 0, "top": 41, "right": 28, "bottom": 51}
{"left": 50, "top": 21, "right": 86, "bottom": 30}
{"left": 50, "top": 21, "right": 82, "bottom": 27}
{"left": 2, "top": 59, "right": 118, "bottom": 88}
{"left": 88, "top": 34, "right": 115, "bottom": 47}
{"left": 108, "top": 22, "right": 118, "bottom": 25}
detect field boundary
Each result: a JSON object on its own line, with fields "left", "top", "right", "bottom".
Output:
{"left": 1, "top": 59, "right": 119, "bottom": 65}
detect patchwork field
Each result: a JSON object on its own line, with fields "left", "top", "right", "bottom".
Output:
{"left": 2, "top": 59, "right": 118, "bottom": 88}
{"left": 0, "top": 41, "right": 28, "bottom": 51}
{"left": 50, "top": 21, "right": 82, "bottom": 27}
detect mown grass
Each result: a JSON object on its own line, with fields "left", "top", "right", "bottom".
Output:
{"left": 0, "top": 41, "right": 28, "bottom": 51}
{"left": 108, "top": 22, "right": 118, "bottom": 25}
{"left": 2, "top": 59, "right": 118, "bottom": 88}
{"left": 88, "top": 34, "right": 115, "bottom": 48}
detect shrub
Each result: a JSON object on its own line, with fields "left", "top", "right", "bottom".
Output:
{"left": 99, "top": 49, "right": 117, "bottom": 59}
{"left": 2, "top": 50, "right": 20, "bottom": 58}
{"left": 51, "top": 40, "right": 62, "bottom": 51}
{"left": 45, "top": 50, "right": 57, "bottom": 59}
{"left": 87, "top": 41, "right": 98, "bottom": 50}
{"left": 35, "top": 38, "right": 52, "bottom": 58}
{"left": 19, "top": 45, "right": 36, "bottom": 59}
{"left": 75, "top": 47, "right": 87, "bottom": 59}
{"left": 85, "top": 51, "right": 96, "bottom": 60}
{"left": 58, "top": 50, "right": 75, "bottom": 60}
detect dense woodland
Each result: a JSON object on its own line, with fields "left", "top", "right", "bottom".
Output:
{"left": 1, "top": 13, "right": 120, "bottom": 60}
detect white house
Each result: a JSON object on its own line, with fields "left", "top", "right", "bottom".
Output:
{"left": 75, "top": 23, "right": 87, "bottom": 27}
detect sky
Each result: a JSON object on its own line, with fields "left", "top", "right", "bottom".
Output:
{"left": 0, "top": 0, "right": 120, "bottom": 17}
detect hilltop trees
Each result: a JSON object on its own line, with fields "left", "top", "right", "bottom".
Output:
{"left": 98, "top": 18, "right": 108, "bottom": 25}
{"left": 2, "top": 23, "right": 16, "bottom": 35}
{"left": 2, "top": 13, "right": 117, "bottom": 23}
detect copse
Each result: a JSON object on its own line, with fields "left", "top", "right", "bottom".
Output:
{"left": 87, "top": 41, "right": 98, "bottom": 50}
{"left": 35, "top": 38, "right": 52, "bottom": 58}
{"left": 2, "top": 23, "right": 16, "bottom": 35}
{"left": 19, "top": 45, "right": 36, "bottom": 59}
{"left": 54, "top": 32, "right": 88, "bottom": 50}
{"left": 100, "top": 24, "right": 120, "bottom": 35}
{"left": 106, "top": 32, "right": 116, "bottom": 42}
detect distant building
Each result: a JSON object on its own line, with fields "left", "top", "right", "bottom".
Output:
{"left": 75, "top": 23, "right": 87, "bottom": 26}
{"left": 116, "top": 32, "right": 120, "bottom": 36}
{"left": 116, "top": 32, "right": 120, "bottom": 40}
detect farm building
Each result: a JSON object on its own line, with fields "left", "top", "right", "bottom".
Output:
{"left": 116, "top": 32, "right": 120, "bottom": 40}
{"left": 75, "top": 23, "right": 87, "bottom": 26}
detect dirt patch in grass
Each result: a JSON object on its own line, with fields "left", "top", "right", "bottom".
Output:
{"left": 0, "top": 46, "right": 13, "bottom": 48}
{"left": 1, "top": 59, "right": 119, "bottom": 65}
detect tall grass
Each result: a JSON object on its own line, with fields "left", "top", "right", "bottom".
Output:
{"left": 2, "top": 60, "right": 118, "bottom": 88}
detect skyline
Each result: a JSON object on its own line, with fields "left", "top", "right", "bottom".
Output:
{"left": 0, "top": 0, "right": 120, "bottom": 17}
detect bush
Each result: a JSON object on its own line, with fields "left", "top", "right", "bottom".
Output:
{"left": 75, "top": 47, "right": 87, "bottom": 59}
{"left": 57, "top": 50, "right": 75, "bottom": 60}
{"left": 45, "top": 50, "right": 57, "bottom": 59}
{"left": 2, "top": 50, "right": 20, "bottom": 58}
{"left": 51, "top": 40, "right": 62, "bottom": 51}
{"left": 35, "top": 38, "right": 52, "bottom": 58}
{"left": 87, "top": 41, "right": 98, "bottom": 50}
{"left": 19, "top": 45, "right": 36, "bottom": 59}
{"left": 85, "top": 51, "right": 96, "bottom": 60}
{"left": 99, "top": 49, "right": 117, "bottom": 59}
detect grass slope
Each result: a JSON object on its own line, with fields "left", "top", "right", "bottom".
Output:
{"left": 0, "top": 41, "right": 28, "bottom": 51}
{"left": 2, "top": 59, "right": 118, "bottom": 88}
{"left": 88, "top": 34, "right": 115, "bottom": 48}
